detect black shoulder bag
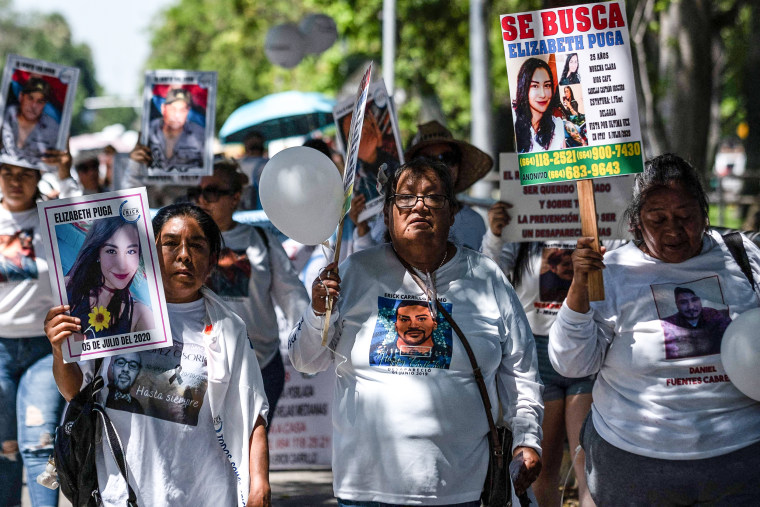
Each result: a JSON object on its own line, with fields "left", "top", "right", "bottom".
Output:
{"left": 55, "top": 359, "right": 138, "bottom": 507}
{"left": 723, "top": 231, "right": 757, "bottom": 292}
{"left": 393, "top": 252, "right": 531, "bottom": 507}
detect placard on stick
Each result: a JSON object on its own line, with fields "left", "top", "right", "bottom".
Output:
{"left": 322, "top": 62, "right": 373, "bottom": 346}
{"left": 500, "top": 0, "right": 644, "bottom": 300}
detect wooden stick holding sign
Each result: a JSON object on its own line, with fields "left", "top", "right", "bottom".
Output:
{"left": 577, "top": 179, "right": 604, "bottom": 300}
{"left": 500, "top": 0, "right": 645, "bottom": 302}
{"left": 322, "top": 63, "right": 373, "bottom": 346}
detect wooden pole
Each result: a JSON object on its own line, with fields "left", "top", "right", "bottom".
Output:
{"left": 321, "top": 218, "right": 345, "bottom": 346}
{"left": 576, "top": 179, "right": 605, "bottom": 301}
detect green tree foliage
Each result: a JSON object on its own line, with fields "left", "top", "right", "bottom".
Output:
{"left": 147, "top": 0, "right": 544, "bottom": 144}
{"left": 0, "top": 1, "right": 102, "bottom": 135}
{"left": 147, "top": 0, "right": 752, "bottom": 176}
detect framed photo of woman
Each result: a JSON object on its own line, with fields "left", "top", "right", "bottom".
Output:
{"left": 38, "top": 187, "right": 172, "bottom": 362}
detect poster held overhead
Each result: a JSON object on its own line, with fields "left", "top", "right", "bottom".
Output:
{"left": 333, "top": 76, "right": 402, "bottom": 223}
{"left": 500, "top": 0, "right": 644, "bottom": 300}
{"left": 38, "top": 188, "right": 172, "bottom": 362}
{"left": 139, "top": 70, "right": 217, "bottom": 181}
{"left": 0, "top": 55, "right": 79, "bottom": 171}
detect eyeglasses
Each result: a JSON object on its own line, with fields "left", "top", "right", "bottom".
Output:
{"left": 113, "top": 358, "right": 141, "bottom": 371}
{"left": 426, "top": 151, "right": 459, "bottom": 167}
{"left": 393, "top": 194, "right": 448, "bottom": 209}
{"left": 187, "top": 186, "right": 235, "bottom": 203}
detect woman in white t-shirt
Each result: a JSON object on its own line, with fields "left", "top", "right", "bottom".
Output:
{"left": 45, "top": 203, "right": 271, "bottom": 507}
{"left": 0, "top": 163, "right": 64, "bottom": 507}
{"left": 550, "top": 154, "right": 760, "bottom": 504}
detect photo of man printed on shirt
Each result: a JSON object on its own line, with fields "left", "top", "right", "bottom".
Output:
{"left": 653, "top": 276, "right": 732, "bottom": 360}
{"left": 369, "top": 296, "right": 453, "bottom": 369}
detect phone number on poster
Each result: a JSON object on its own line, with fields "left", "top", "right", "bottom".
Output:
{"left": 548, "top": 162, "right": 621, "bottom": 181}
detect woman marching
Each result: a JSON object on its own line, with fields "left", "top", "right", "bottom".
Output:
{"left": 45, "top": 203, "right": 271, "bottom": 506}
{"left": 550, "top": 154, "right": 760, "bottom": 505}
{"left": 0, "top": 163, "right": 65, "bottom": 507}
{"left": 289, "top": 158, "right": 543, "bottom": 505}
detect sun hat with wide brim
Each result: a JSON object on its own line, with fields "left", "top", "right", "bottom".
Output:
{"left": 404, "top": 120, "right": 493, "bottom": 193}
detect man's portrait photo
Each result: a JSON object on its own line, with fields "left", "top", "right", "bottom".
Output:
{"left": 148, "top": 87, "right": 205, "bottom": 172}
{"left": 106, "top": 353, "right": 144, "bottom": 414}
{"left": 539, "top": 247, "right": 574, "bottom": 302}
{"left": 370, "top": 298, "right": 453, "bottom": 369}
{"left": 654, "top": 279, "right": 733, "bottom": 360}
{"left": 1, "top": 75, "right": 60, "bottom": 164}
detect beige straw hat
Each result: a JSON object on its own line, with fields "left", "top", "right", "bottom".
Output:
{"left": 404, "top": 120, "right": 493, "bottom": 193}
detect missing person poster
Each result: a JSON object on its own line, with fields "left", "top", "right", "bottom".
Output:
{"left": 499, "top": 153, "right": 633, "bottom": 242}
{"left": 500, "top": 0, "right": 644, "bottom": 185}
{"left": 334, "top": 75, "right": 403, "bottom": 222}
{"left": 0, "top": 55, "right": 79, "bottom": 171}
{"left": 140, "top": 70, "right": 217, "bottom": 179}
{"left": 38, "top": 188, "right": 172, "bottom": 363}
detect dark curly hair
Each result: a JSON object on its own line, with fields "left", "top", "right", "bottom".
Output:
{"left": 623, "top": 153, "right": 709, "bottom": 242}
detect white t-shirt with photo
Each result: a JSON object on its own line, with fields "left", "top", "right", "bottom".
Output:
{"left": 84, "top": 299, "right": 239, "bottom": 506}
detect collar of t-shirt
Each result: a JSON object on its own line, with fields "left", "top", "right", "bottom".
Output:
{"left": 167, "top": 298, "right": 206, "bottom": 341}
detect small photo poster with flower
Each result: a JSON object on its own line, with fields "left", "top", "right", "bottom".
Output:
{"left": 38, "top": 187, "right": 172, "bottom": 363}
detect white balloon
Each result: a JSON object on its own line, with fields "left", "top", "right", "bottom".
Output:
{"left": 721, "top": 307, "right": 760, "bottom": 401}
{"left": 299, "top": 13, "right": 338, "bottom": 55}
{"left": 260, "top": 146, "right": 343, "bottom": 245}
{"left": 265, "top": 23, "right": 305, "bottom": 69}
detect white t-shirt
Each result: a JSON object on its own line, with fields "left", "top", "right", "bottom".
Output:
{"left": 82, "top": 298, "right": 253, "bottom": 506}
{"left": 549, "top": 231, "right": 760, "bottom": 459}
{"left": 206, "top": 223, "right": 309, "bottom": 367}
{"left": 0, "top": 205, "right": 53, "bottom": 338}
{"left": 289, "top": 244, "right": 543, "bottom": 504}
{"left": 481, "top": 232, "right": 575, "bottom": 336}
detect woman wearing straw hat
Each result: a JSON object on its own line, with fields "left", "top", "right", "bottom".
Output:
{"left": 351, "top": 120, "right": 492, "bottom": 252}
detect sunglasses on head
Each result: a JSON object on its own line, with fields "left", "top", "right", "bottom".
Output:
{"left": 187, "top": 186, "right": 235, "bottom": 203}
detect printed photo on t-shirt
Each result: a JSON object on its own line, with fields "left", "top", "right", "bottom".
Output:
{"left": 0, "top": 229, "right": 37, "bottom": 281}
{"left": 206, "top": 247, "right": 250, "bottom": 298}
{"left": 369, "top": 296, "right": 453, "bottom": 369}
{"left": 539, "top": 246, "right": 574, "bottom": 302}
{"left": 107, "top": 339, "right": 208, "bottom": 425}
{"left": 651, "top": 276, "right": 732, "bottom": 360}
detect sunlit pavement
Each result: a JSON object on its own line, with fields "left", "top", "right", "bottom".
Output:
{"left": 23, "top": 469, "right": 337, "bottom": 506}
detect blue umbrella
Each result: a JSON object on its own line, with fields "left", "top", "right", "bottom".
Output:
{"left": 219, "top": 91, "right": 336, "bottom": 143}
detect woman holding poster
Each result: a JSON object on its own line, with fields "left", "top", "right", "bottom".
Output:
{"left": 289, "top": 159, "right": 543, "bottom": 505}
{"left": 514, "top": 58, "right": 567, "bottom": 153}
{"left": 550, "top": 154, "right": 760, "bottom": 504}
{"left": 45, "top": 203, "right": 270, "bottom": 506}
{"left": 65, "top": 216, "right": 154, "bottom": 340}
{"left": 482, "top": 206, "right": 595, "bottom": 507}
{"left": 0, "top": 163, "right": 64, "bottom": 507}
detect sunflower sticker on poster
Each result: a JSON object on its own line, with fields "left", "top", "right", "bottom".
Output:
{"left": 38, "top": 187, "right": 172, "bottom": 363}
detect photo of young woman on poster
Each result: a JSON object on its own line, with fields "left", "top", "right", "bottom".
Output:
{"left": 559, "top": 52, "right": 581, "bottom": 85}
{"left": 64, "top": 216, "right": 154, "bottom": 340}
{"left": 513, "top": 57, "right": 567, "bottom": 153}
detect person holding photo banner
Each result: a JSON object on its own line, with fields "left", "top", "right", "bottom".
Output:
{"left": 514, "top": 58, "right": 567, "bottom": 153}
{"left": 550, "top": 154, "right": 760, "bottom": 504}
{"left": 289, "top": 158, "right": 543, "bottom": 505}
{"left": 0, "top": 162, "right": 64, "bottom": 507}
{"left": 64, "top": 216, "right": 155, "bottom": 340}
{"left": 482, "top": 202, "right": 596, "bottom": 507}
{"left": 45, "top": 203, "right": 271, "bottom": 506}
